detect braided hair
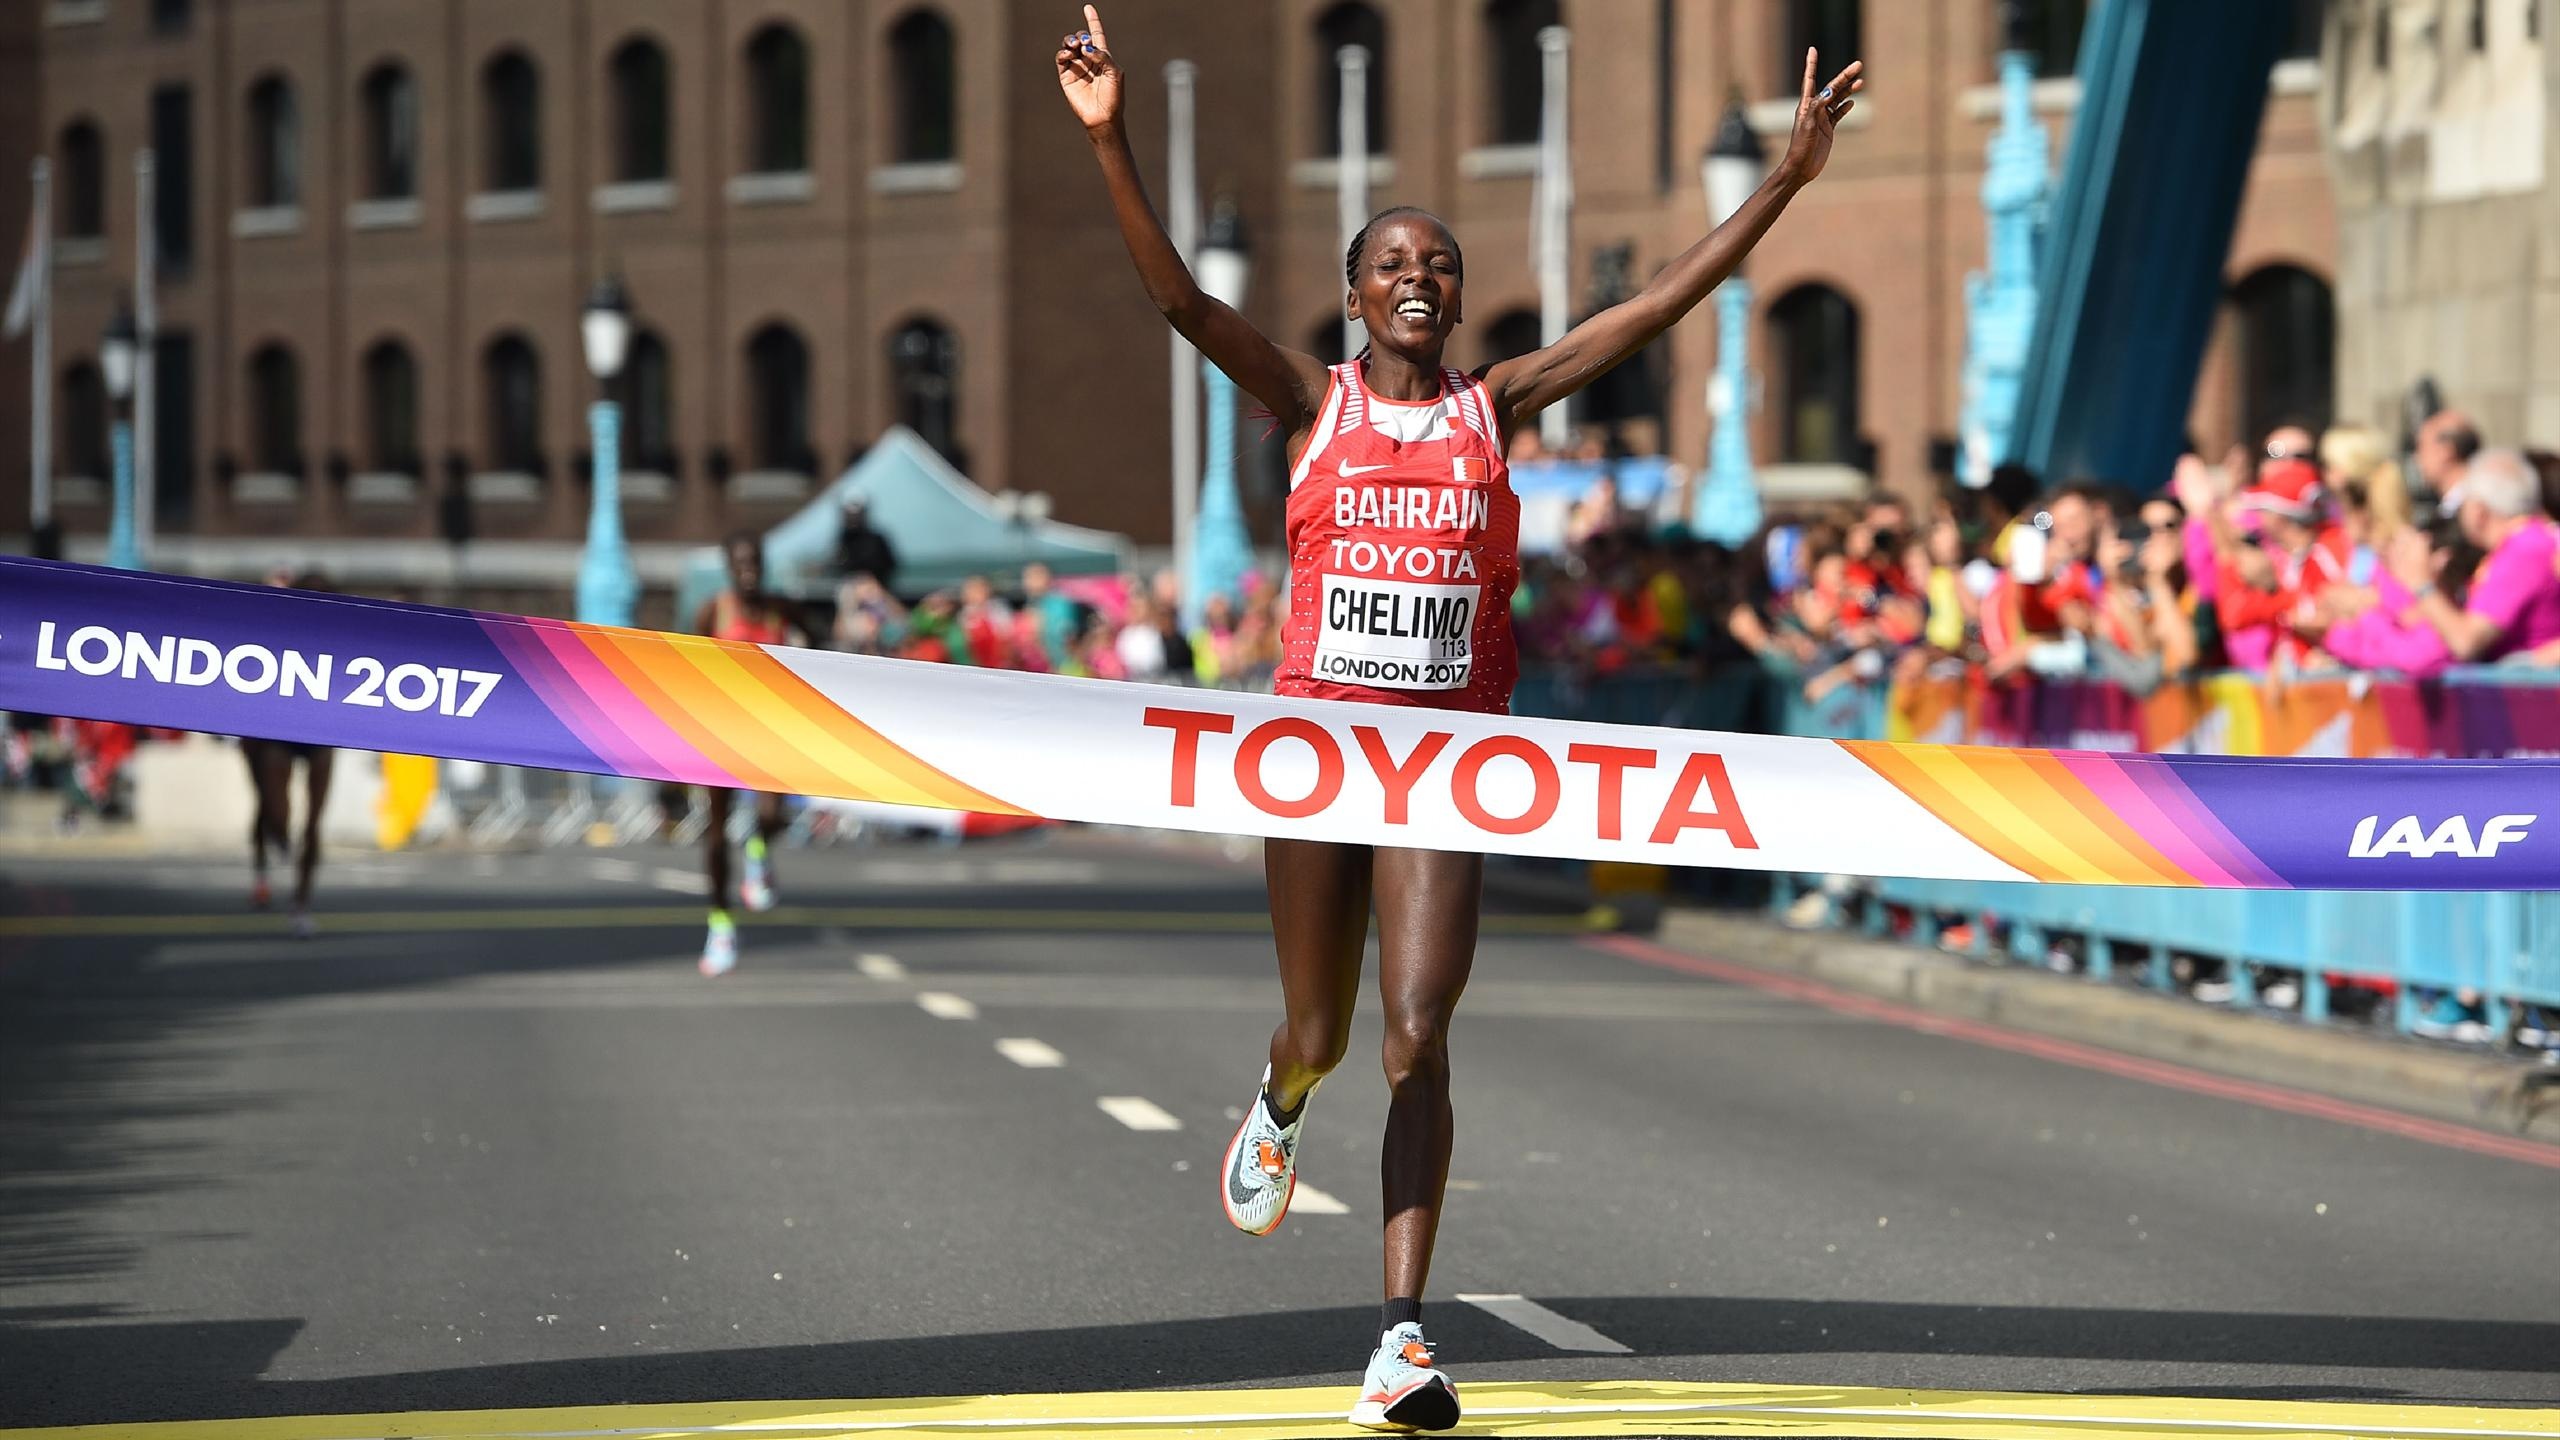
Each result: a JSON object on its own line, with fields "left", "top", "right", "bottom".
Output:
{"left": 1341, "top": 207, "right": 1463, "bottom": 363}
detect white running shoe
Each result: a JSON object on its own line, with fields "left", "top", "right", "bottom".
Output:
{"left": 1350, "top": 1322, "right": 1459, "bottom": 1432}
{"left": 741, "top": 839, "right": 777, "bottom": 913}
{"left": 1218, "top": 1066, "right": 1306, "bottom": 1236}
{"left": 699, "top": 913, "right": 738, "bottom": 976}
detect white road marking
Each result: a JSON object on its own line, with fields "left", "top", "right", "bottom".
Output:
{"left": 994, "top": 1037, "right": 1065, "bottom": 1068}
{"left": 1454, "top": 1293, "right": 1632, "bottom": 1353}
{"left": 649, "top": 867, "right": 707, "bottom": 895}
{"left": 1096, "top": 1096, "right": 1183, "bottom": 1131}
{"left": 915, "top": 992, "right": 979, "bottom": 1020}
{"left": 1289, "top": 1181, "right": 1350, "bottom": 1215}
{"left": 856, "top": 953, "right": 907, "bottom": 980}
{"left": 589, "top": 859, "right": 646, "bottom": 884}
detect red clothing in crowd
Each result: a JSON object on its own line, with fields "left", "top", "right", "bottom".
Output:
{"left": 2215, "top": 523, "right": 2351, "bottom": 671}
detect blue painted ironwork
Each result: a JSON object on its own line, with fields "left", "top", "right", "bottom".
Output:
{"left": 1958, "top": 37, "right": 2051, "bottom": 487}
{"left": 2008, "top": 0, "right": 2291, "bottom": 490}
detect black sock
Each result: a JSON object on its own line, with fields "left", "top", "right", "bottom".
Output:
{"left": 1381, "top": 1297, "right": 1422, "bottom": 1333}
{"left": 1263, "top": 1086, "right": 1306, "bottom": 1126}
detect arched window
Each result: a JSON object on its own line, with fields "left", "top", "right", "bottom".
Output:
{"left": 2230, "top": 265, "right": 2335, "bottom": 444}
{"left": 746, "top": 324, "right": 812, "bottom": 473}
{"left": 1305, "top": 316, "right": 1348, "bottom": 369}
{"left": 744, "top": 24, "right": 811, "bottom": 174}
{"left": 1483, "top": 308, "right": 1542, "bottom": 369}
{"left": 482, "top": 51, "right": 542, "bottom": 193}
{"left": 1314, "top": 3, "right": 1388, "bottom": 155}
{"left": 1483, "top": 0, "right": 1557, "bottom": 147}
{"left": 362, "top": 339, "right": 419, "bottom": 473}
{"left": 59, "top": 121, "right": 104, "bottom": 239}
{"left": 2020, "top": 0, "right": 2086, "bottom": 79}
{"left": 247, "top": 343, "right": 301, "bottom": 474}
{"left": 608, "top": 37, "right": 671, "bottom": 183}
{"left": 484, "top": 334, "right": 541, "bottom": 473}
{"left": 627, "top": 329, "right": 674, "bottom": 469}
{"left": 61, "top": 363, "right": 107, "bottom": 480}
{"left": 2280, "top": 0, "right": 2324, "bottom": 59}
{"left": 359, "top": 64, "right": 418, "bottom": 200}
{"left": 888, "top": 9, "right": 958, "bottom": 164}
{"left": 1783, "top": 0, "right": 1861, "bottom": 91}
{"left": 889, "top": 319, "right": 958, "bottom": 463}
{"left": 1768, "top": 284, "right": 1861, "bottom": 465}
{"left": 246, "top": 75, "right": 300, "bottom": 208}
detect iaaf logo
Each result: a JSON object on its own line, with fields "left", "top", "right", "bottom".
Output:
{"left": 2347, "top": 813, "right": 2536, "bottom": 859}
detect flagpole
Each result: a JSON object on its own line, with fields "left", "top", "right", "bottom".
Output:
{"left": 1164, "top": 60, "right": 1200, "bottom": 619}
{"left": 1335, "top": 43, "right": 1370, "bottom": 364}
{"left": 30, "top": 159, "right": 53, "bottom": 557}
{"left": 1533, "top": 25, "right": 1573, "bottom": 452}
{"left": 134, "top": 149, "right": 156, "bottom": 567}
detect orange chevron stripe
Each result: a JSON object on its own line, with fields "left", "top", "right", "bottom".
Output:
{"left": 570, "top": 631, "right": 799, "bottom": 794}
{"left": 1962, "top": 747, "right": 2181, "bottom": 886}
{"left": 686, "top": 640, "right": 1026, "bottom": 813}
{"left": 2017, "top": 751, "right": 2197, "bottom": 886}
{"left": 608, "top": 634, "right": 925, "bottom": 801}
{"left": 1842, "top": 740, "right": 2067, "bottom": 882}
{"left": 1893, "top": 744, "right": 2113, "bottom": 883}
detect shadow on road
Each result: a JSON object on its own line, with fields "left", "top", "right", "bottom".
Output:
{"left": 6, "top": 1297, "right": 2556, "bottom": 1427}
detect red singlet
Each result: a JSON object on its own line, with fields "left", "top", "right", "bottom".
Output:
{"left": 1276, "top": 361, "right": 1521, "bottom": 715}
{"left": 711, "top": 593, "right": 789, "bottom": 646}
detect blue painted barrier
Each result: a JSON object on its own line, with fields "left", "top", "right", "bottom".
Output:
{"left": 1767, "top": 671, "right": 2560, "bottom": 1041}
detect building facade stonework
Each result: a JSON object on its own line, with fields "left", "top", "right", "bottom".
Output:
{"left": 2328, "top": 0, "right": 2553, "bottom": 446}
{"left": 5, "top": 0, "right": 2333, "bottom": 594}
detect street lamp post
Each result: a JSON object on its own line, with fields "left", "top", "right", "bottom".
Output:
{"left": 1693, "top": 98, "right": 1765, "bottom": 547}
{"left": 1164, "top": 60, "right": 1201, "bottom": 622}
{"left": 576, "top": 276, "right": 638, "bottom": 628}
{"left": 100, "top": 306, "right": 141, "bottom": 571}
{"left": 1187, "top": 198, "right": 1253, "bottom": 628}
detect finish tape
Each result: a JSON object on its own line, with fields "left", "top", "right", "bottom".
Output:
{"left": 5, "top": 557, "right": 2556, "bottom": 891}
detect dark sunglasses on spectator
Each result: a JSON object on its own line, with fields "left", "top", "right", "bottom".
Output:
{"left": 2265, "top": 445, "right": 2315, "bottom": 462}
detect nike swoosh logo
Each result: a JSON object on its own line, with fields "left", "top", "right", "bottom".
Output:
{"left": 1338, "top": 462, "right": 1391, "bottom": 478}
{"left": 1229, "top": 1164, "right": 1263, "bottom": 1209}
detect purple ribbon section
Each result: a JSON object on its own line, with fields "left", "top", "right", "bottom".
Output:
{"left": 0, "top": 558, "right": 606, "bottom": 776}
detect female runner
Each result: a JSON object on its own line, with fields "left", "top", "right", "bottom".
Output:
{"left": 694, "top": 531, "right": 806, "bottom": 976}
{"left": 245, "top": 567, "right": 336, "bottom": 937}
{"left": 1058, "top": 7, "right": 1858, "bottom": 1428}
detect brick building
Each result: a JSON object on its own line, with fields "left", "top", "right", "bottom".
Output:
{"left": 4, "top": 0, "right": 2334, "bottom": 600}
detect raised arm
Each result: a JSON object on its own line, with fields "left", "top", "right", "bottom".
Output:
{"left": 1484, "top": 50, "right": 1863, "bottom": 431}
{"left": 1057, "top": 7, "right": 1328, "bottom": 432}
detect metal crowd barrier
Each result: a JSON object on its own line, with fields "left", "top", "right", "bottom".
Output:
{"left": 1773, "top": 669, "right": 2560, "bottom": 1039}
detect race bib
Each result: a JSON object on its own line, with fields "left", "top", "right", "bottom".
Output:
{"left": 1314, "top": 574, "right": 1477, "bottom": 691}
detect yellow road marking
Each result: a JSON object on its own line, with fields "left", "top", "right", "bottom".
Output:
{"left": 4, "top": 1381, "right": 2553, "bottom": 1439}
{"left": 0, "top": 906, "right": 1584, "bottom": 940}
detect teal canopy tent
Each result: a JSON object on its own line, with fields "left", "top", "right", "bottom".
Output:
{"left": 675, "top": 427, "right": 1130, "bottom": 624}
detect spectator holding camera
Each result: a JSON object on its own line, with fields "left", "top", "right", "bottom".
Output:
{"left": 2389, "top": 448, "right": 2560, "bottom": 665}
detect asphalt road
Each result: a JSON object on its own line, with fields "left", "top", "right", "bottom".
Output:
{"left": 1, "top": 831, "right": 2555, "bottom": 1431}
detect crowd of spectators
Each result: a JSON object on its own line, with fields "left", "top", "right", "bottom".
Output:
{"left": 824, "top": 405, "right": 2560, "bottom": 717}
{"left": 828, "top": 560, "right": 1292, "bottom": 688}
{"left": 1507, "top": 410, "right": 2560, "bottom": 708}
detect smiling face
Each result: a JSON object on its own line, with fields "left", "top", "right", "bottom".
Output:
{"left": 1348, "top": 212, "right": 1464, "bottom": 363}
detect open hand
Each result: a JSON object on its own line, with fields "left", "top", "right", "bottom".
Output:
{"left": 1056, "top": 5, "right": 1123, "bottom": 132}
{"left": 1777, "top": 50, "right": 1864, "bottom": 186}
